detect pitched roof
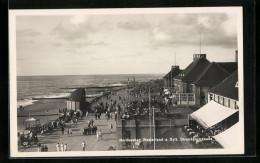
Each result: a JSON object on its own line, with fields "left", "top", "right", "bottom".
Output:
{"left": 216, "top": 62, "right": 238, "bottom": 74}
{"left": 209, "top": 70, "right": 238, "bottom": 100}
{"left": 193, "top": 62, "right": 231, "bottom": 86}
{"left": 174, "top": 57, "right": 211, "bottom": 82}
{"left": 163, "top": 67, "right": 181, "bottom": 79}
{"left": 69, "top": 88, "right": 85, "bottom": 101}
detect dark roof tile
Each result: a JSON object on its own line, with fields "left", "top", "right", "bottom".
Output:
{"left": 69, "top": 88, "right": 85, "bottom": 101}
{"left": 216, "top": 62, "right": 237, "bottom": 74}
{"left": 174, "top": 57, "right": 210, "bottom": 81}
{"left": 193, "top": 62, "right": 231, "bottom": 86}
{"left": 163, "top": 67, "right": 181, "bottom": 79}
{"left": 208, "top": 70, "right": 238, "bottom": 100}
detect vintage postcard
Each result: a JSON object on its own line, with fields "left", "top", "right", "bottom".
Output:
{"left": 9, "top": 7, "right": 244, "bottom": 157}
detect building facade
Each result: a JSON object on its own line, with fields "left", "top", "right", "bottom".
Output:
{"left": 163, "top": 65, "right": 181, "bottom": 88}
{"left": 66, "top": 88, "right": 86, "bottom": 111}
{"left": 208, "top": 70, "right": 239, "bottom": 110}
{"left": 188, "top": 70, "right": 239, "bottom": 147}
{"left": 172, "top": 54, "right": 237, "bottom": 106}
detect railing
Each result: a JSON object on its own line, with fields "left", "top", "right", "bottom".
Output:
{"left": 36, "top": 118, "right": 60, "bottom": 135}
{"left": 171, "top": 93, "right": 195, "bottom": 106}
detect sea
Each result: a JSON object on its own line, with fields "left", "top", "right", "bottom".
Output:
{"left": 17, "top": 74, "right": 163, "bottom": 108}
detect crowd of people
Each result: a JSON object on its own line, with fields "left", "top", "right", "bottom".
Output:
{"left": 20, "top": 82, "right": 167, "bottom": 152}
{"left": 56, "top": 142, "right": 68, "bottom": 152}
{"left": 184, "top": 121, "right": 222, "bottom": 149}
{"left": 37, "top": 143, "right": 48, "bottom": 152}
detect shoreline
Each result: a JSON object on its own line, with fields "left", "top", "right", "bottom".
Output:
{"left": 17, "top": 98, "right": 66, "bottom": 133}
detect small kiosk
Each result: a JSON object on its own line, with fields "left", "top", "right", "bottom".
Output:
{"left": 24, "top": 118, "right": 41, "bottom": 130}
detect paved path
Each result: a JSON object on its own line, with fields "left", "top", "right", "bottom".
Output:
{"left": 18, "top": 89, "right": 196, "bottom": 152}
{"left": 18, "top": 114, "right": 118, "bottom": 152}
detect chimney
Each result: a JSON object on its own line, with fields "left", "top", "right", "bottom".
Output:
{"left": 193, "top": 54, "right": 206, "bottom": 62}
{"left": 171, "top": 65, "right": 179, "bottom": 70}
{"left": 235, "top": 50, "right": 238, "bottom": 62}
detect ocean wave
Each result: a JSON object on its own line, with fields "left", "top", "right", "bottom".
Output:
{"left": 109, "top": 83, "right": 127, "bottom": 86}
{"left": 86, "top": 92, "right": 103, "bottom": 98}
{"left": 17, "top": 99, "right": 38, "bottom": 108}
{"left": 34, "top": 92, "right": 71, "bottom": 99}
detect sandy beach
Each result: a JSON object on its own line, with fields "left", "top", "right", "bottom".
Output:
{"left": 17, "top": 99, "right": 67, "bottom": 133}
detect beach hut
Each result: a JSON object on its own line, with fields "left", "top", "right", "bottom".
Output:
{"left": 24, "top": 118, "right": 41, "bottom": 130}
{"left": 66, "top": 88, "right": 86, "bottom": 111}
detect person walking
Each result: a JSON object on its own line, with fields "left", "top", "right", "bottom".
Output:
{"left": 41, "top": 145, "right": 44, "bottom": 152}
{"left": 60, "top": 143, "right": 64, "bottom": 152}
{"left": 69, "top": 128, "right": 72, "bottom": 136}
{"left": 67, "top": 127, "right": 69, "bottom": 136}
{"left": 61, "top": 126, "right": 64, "bottom": 135}
{"left": 109, "top": 124, "right": 113, "bottom": 133}
{"left": 81, "top": 141, "right": 86, "bottom": 151}
{"left": 44, "top": 145, "right": 48, "bottom": 152}
{"left": 95, "top": 113, "right": 97, "bottom": 120}
{"left": 96, "top": 130, "right": 99, "bottom": 141}
{"left": 91, "top": 119, "right": 94, "bottom": 126}
{"left": 115, "top": 111, "right": 118, "bottom": 121}
{"left": 64, "top": 143, "right": 67, "bottom": 151}
{"left": 86, "top": 111, "right": 88, "bottom": 117}
{"left": 37, "top": 143, "right": 41, "bottom": 152}
{"left": 88, "top": 120, "right": 91, "bottom": 127}
{"left": 98, "top": 130, "right": 102, "bottom": 141}
{"left": 56, "top": 143, "right": 60, "bottom": 152}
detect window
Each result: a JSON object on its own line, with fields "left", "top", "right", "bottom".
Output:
{"left": 230, "top": 100, "right": 236, "bottom": 109}
{"left": 224, "top": 98, "right": 230, "bottom": 107}
{"left": 219, "top": 96, "right": 224, "bottom": 105}
{"left": 215, "top": 95, "right": 219, "bottom": 102}
{"left": 209, "top": 94, "right": 213, "bottom": 101}
{"left": 235, "top": 101, "right": 239, "bottom": 109}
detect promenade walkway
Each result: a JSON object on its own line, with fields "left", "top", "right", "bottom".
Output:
{"left": 18, "top": 113, "right": 118, "bottom": 152}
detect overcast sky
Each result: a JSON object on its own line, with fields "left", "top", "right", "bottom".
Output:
{"left": 16, "top": 12, "right": 238, "bottom": 76}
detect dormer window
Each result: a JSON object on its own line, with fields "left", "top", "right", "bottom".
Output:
{"left": 235, "top": 81, "right": 239, "bottom": 88}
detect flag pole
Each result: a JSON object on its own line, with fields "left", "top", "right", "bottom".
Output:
{"left": 149, "top": 87, "right": 151, "bottom": 145}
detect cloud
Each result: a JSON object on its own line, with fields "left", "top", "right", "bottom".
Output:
{"left": 98, "top": 21, "right": 114, "bottom": 31}
{"left": 63, "top": 49, "right": 84, "bottom": 56}
{"left": 69, "top": 15, "right": 87, "bottom": 25}
{"left": 51, "top": 15, "right": 99, "bottom": 43}
{"left": 17, "top": 57, "right": 27, "bottom": 61}
{"left": 117, "top": 16, "right": 151, "bottom": 30}
{"left": 148, "top": 13, "right": 237, "bottom": 49}
{"left": 51, "top": 16, "right": 111, "bottom": 49}
{"left": 53, "top": 42, "right": 62, "bottom": 47}
{"left": 17, "top": 28, "right": 41, "bottom": 37}
{"left": 93, "top": 41, "right": 109, "bottom": 46}
{"left": 16, "top": 28, "right": 41, "bottom": 44}
{"left": 51, "top": 23, "right": 92, "bottom": 42}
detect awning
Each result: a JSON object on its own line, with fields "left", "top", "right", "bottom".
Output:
{"left": 189, "top": 100, "right": 238, "bottom": 129}
{"left": 25, "top": 118, "right": 37, "bottom": 122}
{"left": 213, "top": 123, "right": 240, "bottom": 148}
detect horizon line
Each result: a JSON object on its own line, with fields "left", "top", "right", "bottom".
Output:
{"left": 17, "top": 73, "right": 165, "bottom": 77}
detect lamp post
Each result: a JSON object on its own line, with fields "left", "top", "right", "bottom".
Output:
{"left": 149, "top": 87, "right": 151, "bottom": 145}
{"left": 153, "top": 106, "right": 155, "bottom": 150}
{"left": 46, "top": 110, "right": 49, "bottom": 122}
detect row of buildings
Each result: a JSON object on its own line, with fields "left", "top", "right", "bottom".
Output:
{"left": 163, "top": 51, "right": 240, "bottom": 149}
{"left": 163, "top": 52, "right": 238, "bottom": 106}
{"left": 189, "top": 69, "right": 239, "bottom": 148}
